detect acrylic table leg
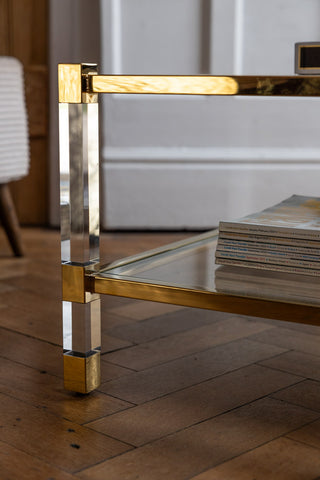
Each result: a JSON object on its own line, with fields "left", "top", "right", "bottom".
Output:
{"left": 62, "top": 299, "right": 101, "bottom": 393}
{"left": 59, "top": 66, "right": 101, "bottom": 393}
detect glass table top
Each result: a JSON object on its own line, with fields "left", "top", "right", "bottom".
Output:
{"left": 90, "top": 230, "right": 320, "bottom": 324}
{"left": 99, "top": 231, "right": 217, "bottom": 291}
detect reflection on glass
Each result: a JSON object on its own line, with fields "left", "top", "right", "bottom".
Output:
{"left": 100, "top": 233, "right": 218, "bottom": 291}
{"left": 62, "top": 300, "right": 101, "bottom": 354}
{"left": 59, "top": 104, "right": 71, "bottom": 263}
{"left": 62, "top": 301, "right": 72, "bottom": 351}
{"left": 60, "top": 101, "right": 101, "bottom": 357}
{"left": 215, "top": 264, "right": 320, "bottom": 306}
{"left": 60, "top": 103, "right": 100, "bottom": 266}
{"left": 98, "top": 231, "right": 320, "bottom": 307}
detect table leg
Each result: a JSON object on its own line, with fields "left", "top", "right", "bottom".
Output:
{"left": 59, "top": 97, "right": 101, "bottom": 393}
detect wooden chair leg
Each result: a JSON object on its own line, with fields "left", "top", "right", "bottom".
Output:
{"left": 0, "top": 184, "right": 24, "bottom": 256}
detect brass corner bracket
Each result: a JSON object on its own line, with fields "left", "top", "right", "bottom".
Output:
{"left": 62, "top": 263, "right": 99, "bottom": 303}
{"left": 58, "top": 63, "right": 98, "bottom": 104}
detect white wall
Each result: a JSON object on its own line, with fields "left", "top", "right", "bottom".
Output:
{"left": 100, "top": 0, "right": 320, "bottom": 229}
{"left": 50, "top": 0, "right": 320, "bottom": 230}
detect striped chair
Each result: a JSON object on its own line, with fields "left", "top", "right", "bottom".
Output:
{"left": 0, "top": 57, "right": 29, "bottom": 256}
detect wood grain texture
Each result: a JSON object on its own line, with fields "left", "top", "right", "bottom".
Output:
{"left": 79, "top": 398, "right": 319, "bottom": 480}
{"left": 0, "top": 0, "right": 10, "bottom": 55}
{"left": 191, "top": 437, "right": 320, "bottom": 480}
{"left": 86, "top": 365, "right": 300, "bottom": 447}
{"left": 0, "top": 183, "right": 24, "bottom": 255}
{"left": 0, "top": 0, "right": 49, "bottom": 225}
{"left": 92, "top": 75, "right": 238, "bottom": 95}
{"left": 2, "top": 228, "right": 320, "bottom": 479}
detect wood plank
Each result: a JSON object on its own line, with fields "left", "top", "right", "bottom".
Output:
{"left": 103, "top": 316, "right": 273, "bottom": 371}
{"left": 109, "top": 300, "right": 183, "bottom": 321}
{"left": 0, "top": 356, "right": 132, "bottom": 424}
{"left": 8, "top": 0, "right": 46, "bottom": 64}
{"left": 78, "top": 398, "right": 319, "bottom": 480}
{"left": 191, "top": 437, "right": 320, "bottom": 480}
{"left": 98, "top": 339, "right": 287, "bottom": 403}
{"left": 104, "top": 306, "right": 218, "bottom": 344}
{"left": 0, "top": 441, "right": 78, "bottom": 480}
{"left": 287, "top": 418, "right": 320, "bottom": 449}
{"left": 0, "top": 290, "right": 62, "bottom": 344}
{"left": 29, "top": 0, "right": 48, "bottom": 64}
{"left": 0, "top": 327, "right": 63, "bottom": 376}
{"left": 7, "top": 0, "right": 49, "bottom": 225}
{"left": 2, "top": 228, "right": 320, "bottom": 477}
{"left": 0, "top": 392, "right": 132, "bottom": 473}
{"left": 250, "top": 326, "right": 320, "bottom": 357}
{"left": 25, "top": 65, "right": 48, "bottom": 137}
{"left": 86, "top": 364, "right": 300, "bottom": 447}
{"left": 260, "top": 350, "right": 320, "bottom": 381}
{"left": 0, "top": 257, "right": 28, "bottom": 279}
{"left": 272, "top": 379, "right": 320, "bottom": 413}
{"left": 0, "top": 0, "right": 10, "bottom": 54}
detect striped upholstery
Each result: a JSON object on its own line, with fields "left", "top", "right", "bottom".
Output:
{"left": 0, "top": 57, "right": 29, "bottom": 183}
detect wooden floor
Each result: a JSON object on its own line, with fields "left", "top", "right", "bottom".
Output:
{"left": 2, "top": 228, "right": 320, "bottom": 479}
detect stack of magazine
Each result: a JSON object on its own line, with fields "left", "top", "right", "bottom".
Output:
{"left": 215, "top": 195, "right": 320, "bottom": 276}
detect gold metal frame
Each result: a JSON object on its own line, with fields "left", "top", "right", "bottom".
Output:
{"left": 59, "top": 64, "right": 320, "bottom": 393}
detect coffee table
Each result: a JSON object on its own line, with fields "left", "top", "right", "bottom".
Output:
{"left": 59, "top": 64, "right": 320, "bottom": 393}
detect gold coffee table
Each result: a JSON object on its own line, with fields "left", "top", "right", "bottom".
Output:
{"left": 59, "top": 65, "right": 320, "bottom": 393}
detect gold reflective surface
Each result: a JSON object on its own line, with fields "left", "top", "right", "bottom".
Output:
{"left": 59, "top": 89, "right": 101, "bottom": 391}
{"left": 92, "top": 75, "right": 238, "bottom": 95}
{"left": 58, "top": 64, "right": 82, "bottom": 103}
{"left": 63, "top": 352, "right": 100, "bottom": 394}
{"left": 91, "top": 74, "right": 320, "bottom": 96}
{"left": 58, "top": 64, "right": 320, "bottom": 99}
{"left": 62, "top": 264, "right": 99, "bottom": 303}
{"left": 90, "top": 231, "right": 320, "bottom": 325}
{"left": 58, "top": 64, "right": 98, "bottom": 103}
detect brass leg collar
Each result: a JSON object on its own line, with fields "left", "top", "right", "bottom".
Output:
{"left": 63, "top": 351, "right": 100, "bottom": 394}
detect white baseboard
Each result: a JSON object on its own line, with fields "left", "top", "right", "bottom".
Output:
{"left": 101, "top": 160, "right": 320, "bottom": 229}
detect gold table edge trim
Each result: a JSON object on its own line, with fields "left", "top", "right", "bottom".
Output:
{"left": 89, "top": 275, "right": 320, "bottom": 326}
{"left": 90, "top": 75, "right": 320, "bottom": 96}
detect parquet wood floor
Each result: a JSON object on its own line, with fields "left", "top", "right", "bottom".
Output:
{"left": 1, "top": 228, "right": 320, "bottom": 479}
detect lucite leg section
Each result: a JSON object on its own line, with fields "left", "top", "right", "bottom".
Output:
{"left": 59, "top": 76, "right": 101, "bottom": 393}
{"left": 63, "top": 300, "right": 101, "bottom": 393}
{"left": 62, "top": 298, "right": 101, "bottom": 394}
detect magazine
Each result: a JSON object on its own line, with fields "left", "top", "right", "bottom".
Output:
{"left": 215, "top": 257, "right": 320, "bottom": 276}
{"left": 215, "top": 265, "right": 320, "bottom": 305}
{"left": 216, "top": 250, "right": 320, "bottom": 269}
{"left": 219, "top": 231, "right": 320, "bottom": 248}
{"left": 219, "top": 195, "right": 320, "bottom": 240}
{"left": 217, "top": 237, "right": 320, "bottom": 255}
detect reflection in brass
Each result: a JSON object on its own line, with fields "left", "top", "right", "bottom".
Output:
{"left": 81, "top": 63, "right": 98, "bottom": 103}
{"left": 58, "top": 64, "right": 82, "bottom": 103}
{"left": 91, "top": 74, "right": 320, "bottom": 97}
{"left": 85, "top": 230, "right": 320, "bottom": 327}
{"left": 90, "top": 274, "right": 320, "bottom": 326}
{"left": 58, "top": 63, "right": 98, "bottom": 103}
{"left": 92, "top": 75, "right": 239, "bottom": 95}
{"left": 63, "top": 351, "right": 100, "bottom": 393}
{"left": 62, "top": 263, "right": 99, "bottom": 303}
{"left": 58, "top": 64, "right": 320, "bottom": 98}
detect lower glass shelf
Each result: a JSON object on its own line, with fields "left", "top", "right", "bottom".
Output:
{"left": 87, "top": 230, "right": 320, "bottom": 326}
